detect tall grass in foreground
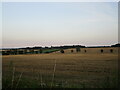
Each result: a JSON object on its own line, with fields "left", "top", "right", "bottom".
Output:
{"left": 2, "top": 60, "right": 118, "bottom": 89}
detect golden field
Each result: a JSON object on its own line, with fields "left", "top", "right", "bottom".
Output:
{"left": 2, "top": 47, "right": 119, "bottom": 88}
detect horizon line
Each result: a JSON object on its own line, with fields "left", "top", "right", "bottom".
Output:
{"left": 1, "top": 43, "right": 119, "bottom": 49}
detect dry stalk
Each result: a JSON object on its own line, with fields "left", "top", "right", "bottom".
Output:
{"left": 41, "top": 73, "right": 43, "bottom": 88}
{"left": 37, "top": 70, "right": 40, "bottom": 81}
{"left": 32, "top": 67, "right": 34, "bottom": 80}
{"left": 11, "top": 67, "right": 15, "bottom": 89}
{"left": 38, "top": 69, "right": 43, "bottom": 88}
{"left": 15, "top": 72, "right": 23, "bottom": 89}
{"left": 51, "top": 59, "right": 56, "bottom": 88}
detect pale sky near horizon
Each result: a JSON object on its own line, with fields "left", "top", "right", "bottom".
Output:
{"left": 2, "top": 2, "right": 118, "bottom": 48}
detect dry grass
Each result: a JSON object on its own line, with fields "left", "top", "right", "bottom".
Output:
{"left": 2, "top": 47, "right": 118, "bottom": 88}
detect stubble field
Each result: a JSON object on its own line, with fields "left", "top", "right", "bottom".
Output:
{"left": 2, "top": 47, "right": 119, "bottom": 88}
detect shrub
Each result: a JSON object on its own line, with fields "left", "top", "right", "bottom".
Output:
{"left": 101, "top": 49, "right": 103, "bottom": 53}
{"left": 60, "top": 49, "right": 64, "bottom": 53}
{"left": 71, "top": 50, "right": 73, "bottom": 53}
{"left": 110, "top": 49, "right": 113, "bottom": 53}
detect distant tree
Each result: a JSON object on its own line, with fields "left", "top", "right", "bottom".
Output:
{"left": 45, "top": 46, "right": 48, "bottom": 49}
{"left": 101, "top": 49, "right": 103, "bottom": 53}
{"left": 6, "top": 50, "right": 11, "bottom": 55}
{"left": 111, "top": 43, "right": 120, "bottom": 47}
{"left": 110, "top": 49, "right": 113, "bottom": 53}
{"left": 60, "top": 49, "right": 64, "bottom": 53}
{"left": 51, "top": 46, "right": 53, "bottom": 49}
{"left": 31, "top": 49, "right": 34, "bottom": 54}
{"left": 39, "top": 49, "right": 42, "bottom": 53}
{"left": 18, "top": 51, "right": 24, "bottom": 54}
{"left": 2, "top": 51, "right": 9, "bottom": 55}
{"left": 71, "top": 50, "right": 73, "bottom": 53}
{"left": 14, "top": 49, "right": 17, "bottom": 55}
{"left": 24, "top": 49, "right": 27, "bottom": 54}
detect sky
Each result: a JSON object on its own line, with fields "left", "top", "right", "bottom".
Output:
{"left": 2, "top": 2, "right": 118, "bottom": 48}
{"left": 0, "top": 2, "right": 2, "bottom": 49}
{"left": 1, "top": 0, "right": 119, "bottom": 2}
